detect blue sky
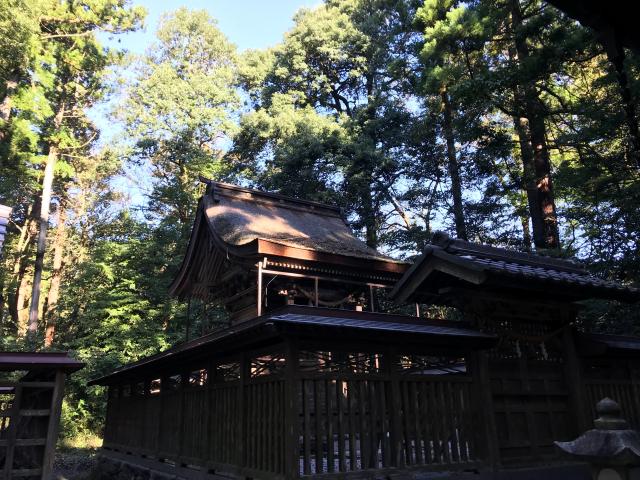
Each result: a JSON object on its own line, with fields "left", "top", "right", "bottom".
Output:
{"left": 93, "top": 0, "right": 320, "bottom": 141}
{"left": 104, "top": 0, "right": 320, "bottom": 53}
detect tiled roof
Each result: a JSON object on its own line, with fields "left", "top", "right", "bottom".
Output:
{"left": 392, "top": 232, "right": 639, "bottom": 302}
{"left": 269, "top": 312, "right": 496, "bottom": 339}
{"left": 89, "top": 306, "right": 496, "bottom": 385}
{"left": 433, "top": 232, "right": 637, "bottom": 296}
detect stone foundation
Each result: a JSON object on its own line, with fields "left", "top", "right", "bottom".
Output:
{"left": 92, "top": 450, "right": 591, "bottom": 480}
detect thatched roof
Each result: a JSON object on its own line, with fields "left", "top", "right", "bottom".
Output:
{"left": 204, "top": 182, "right": 398, "bottom": 263}
{"left": 169, "top": 182, "right": 408, "bottom": 299}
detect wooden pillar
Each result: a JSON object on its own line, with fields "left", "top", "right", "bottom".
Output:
{"left": 284, "top": 338, "right": 300, "bottom": 480}
{"left": 205, "top": 360, "right": 214, "bottom": 468}
{"left": 239, "top": 353, "right": 248, "bottom": 468}
{"left": 178, "top": 371, "right": 189, "bottom": 464}
{"left": 469, "top": 351, "right": 500, "bottom": 470}
{"left": 2, "top": 381, "right": 23, "bottom": 479}
{"left": 563, "top": 325, "right": 589, "bottom": 433}
{"left": 41, "top": 370, "right": 66, "bottom": 480}
{"left": 157, "top": 374, "right": 169, "bottom": 460}
{"left": 385, "top": 348, "right": 404, "bottom": 468}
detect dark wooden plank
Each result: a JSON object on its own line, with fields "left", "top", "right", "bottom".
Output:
{"left": 303, "top": 380, "right": 311, "bottom": 474}
{"left": 400, "top": 380, "right": 412, "bottom": 465}
{"left": 387, "top": 351, "right": 404, "bottom": 468}
{"left": 419, "top": 381, "right": 432, "bottom": 464}
{"left": 284, "top": 338, "right": 301, "bottom": 480}
{"left": 380, "top": 379, "right": 391, "bottom": 467}
{"left": 336, "top": 377, "right": 346, "bottom": 472}
{"left": 357, "top": 380, "right": 369, "bottom": 470}
{"left": 429, "top": 381, "right": 442, "bottom": 463}
{"left": 41, "top": 370, "right": 66, "bottom": 480}
{"left": 315, "top": 379, "right": 323, "bottom": 474}
{"left": 410, "top": 381, "right": 424, "bottom": 465}
{"left": 368, "top": 380, "right": 379, "bottom": 469}
{"left": 326, "top": 379, "right": 335, "bottom": 473}
{"left": 347, "top": 381, "right": 357, "bottom": 470}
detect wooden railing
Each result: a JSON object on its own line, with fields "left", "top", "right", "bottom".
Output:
{"left": 104, "top": 377, "right": 286, "bottom": 479}
{"left": 102, "top": 349, "right": 479, "bottom": 480}
{"left": 296, "top": 375, "right": 477, "bottom": 476}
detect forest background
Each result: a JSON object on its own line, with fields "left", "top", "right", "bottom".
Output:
{"left": 1, "top": 0, "right": 639, "bottom": 441}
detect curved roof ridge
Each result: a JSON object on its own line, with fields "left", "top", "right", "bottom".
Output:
{"left": 203, "top": 179, "right": 343, "bottom": 216}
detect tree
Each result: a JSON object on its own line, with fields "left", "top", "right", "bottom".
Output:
{"left": 0, "top": 0, "right": 145, "bottom": 345}
{"left": 118, "top": 8, "right": 239, "bottom": 230}
{"left": 234, "top": 0, "right": 421, "bottom": 249}
{"left": 26, "top": 0, "right": 144, "bottom": 345}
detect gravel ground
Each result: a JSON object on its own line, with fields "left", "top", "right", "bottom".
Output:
{"left": 50, "top": 450, "right": 98, "bottom": 480}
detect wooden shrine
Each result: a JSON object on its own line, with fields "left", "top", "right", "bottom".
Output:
{"left": 92, "top": 182, "right": 640, "bottom": 480}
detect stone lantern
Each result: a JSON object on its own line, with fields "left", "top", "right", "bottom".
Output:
{"left": 556, "top": 398, "right": 640, "bottom": 480}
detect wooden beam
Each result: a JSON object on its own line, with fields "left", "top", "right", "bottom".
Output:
{"left": 41, "top": 370, "right": 66, "bottom": 480}
{"left": 469, "top": 351, "right": 500, "bottom": 470}
{"left": 284, "top": 337, "right": 300, "bottom": 480}
{"left": 563, "top": 326, "right": 589, "bottom": 433}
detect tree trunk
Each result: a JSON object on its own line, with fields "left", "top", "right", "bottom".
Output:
{"left": 362, "top": 183, "right": 378, "bottom": 249}
{"left": 510, "top": 0, "right": 560, "bottom": 250}
{"left": 44, "top": 204, "right": 66, "bottom": 347}
{"left": 441, "top": 87, "right": 467, "bottom": 241}
{"left": 8, "top": 210, "right": 38, "bottom": 334}
{"left": 14, "top": 260, "right": 32, "bottom": 335}
{"left": 0, "top": 74, "right": 19, "bottom": 142}
{"left": 27, "top": 102, "right": 64, "bottom": 345}
{"left": 513, "top": 114, "right": 540, "bottom": 250}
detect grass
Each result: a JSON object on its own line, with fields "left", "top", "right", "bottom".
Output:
{"left": 58, "top": 433, "right": 103, "bottom": 452}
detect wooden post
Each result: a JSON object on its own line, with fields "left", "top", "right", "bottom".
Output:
{"left": 178, "top": 371, "right": 188, "bottom": 464}
{"left": 41, "top": 370, "right": 66, "bottom": 480}
{"left": 314, "top": 277, "right": 319, "bottom": 307}
{"left": 386, "top": 348, "right": 404, "bottom": 468}
{"left": 563, "top": 325, "right": 589, "bottom": 433}
{"left": 284, "top": 338, "right": 300, "bottom": 480}
{"left": 2, "top": 382, "right": 23, "bottom": 479}
{"left": 257, "top": 261, "right": 263, "bottom": 316}
{"left": 369, "top": 285, "right": 375, "bottom": 312}
{"left": 157, "top": 375, "right": 169, "bottom": 460}
{"left": 469, "top": 351, "right": 500, "bottom": 470}
{"left": 186, "top": 298, "right": 192, "bottom": 342}
{"left": 239, "top": 352, "right": 248, "bottom": 467}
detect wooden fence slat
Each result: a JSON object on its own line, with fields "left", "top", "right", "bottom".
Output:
{"left": 315, "top": 380, "right": 323, "bottom": 474}
{"left": 347, "top": 381, "right": 357, "bottom": 471}
{"left": 336, "top": 378, "right": 346, "bottom": 472}
{"left": 326, "top": 379, "right": 335, "bottom": 473}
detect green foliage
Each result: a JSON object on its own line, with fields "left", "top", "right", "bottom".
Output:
{"left": 1, "top": 0, "right": 640, "bottom": 441}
